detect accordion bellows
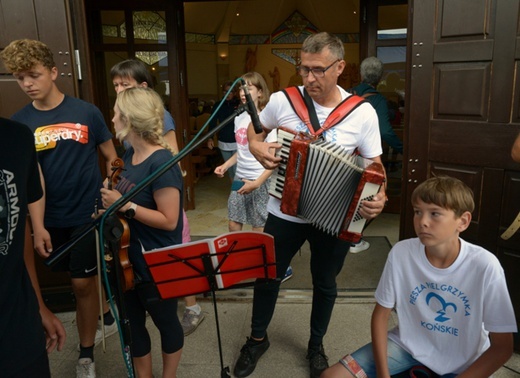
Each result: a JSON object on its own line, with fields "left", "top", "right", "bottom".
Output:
{"left": 269, "top": 128, "right": 385, "bottom": 243}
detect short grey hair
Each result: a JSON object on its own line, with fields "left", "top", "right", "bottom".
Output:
{"left": 302, "top": 32, "right": 344, "bottom": 61}
{"left": 360, "top": 57, "right": 384, "bottom": 86}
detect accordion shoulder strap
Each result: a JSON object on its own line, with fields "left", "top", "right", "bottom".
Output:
{"left": 282, "top": 86, "right": 366, "bottom": 136}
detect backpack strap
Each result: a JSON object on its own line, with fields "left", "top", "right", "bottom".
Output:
{"left": 361, "top": 92, "right": 377, "bottom": 99}
{"left": 303, "top": 88, "right": 322, "bottom": 133}
{"left": 322, "top": 95, "right": 365, "bottom": 131}
{"left": 282, "top": 86, "right": 365, "bottom": 136}
{"left": 350, "top": 88, "right": 376, "bottom": 99}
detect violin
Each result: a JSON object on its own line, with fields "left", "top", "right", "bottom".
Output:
{"left": 107, "top": 158, "right": 135, "bottom": 292}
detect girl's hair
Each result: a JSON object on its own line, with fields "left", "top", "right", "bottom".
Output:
{"left": 411, "top": 176, "right": 475, "bottom": 217}
{"left": 115, "top": 87, "right": 174, "bottom": 154}
{"left": 301, "top": 32, "right": 344, "bottom": 61}
{"left": 110, "top": 59, "right": 155, "bottom": 88}
{"left": 0, "top": 39, "right": 55, "bottom": 72}
{"left": 241, "top": 71, "right": 270, "bottom": 110}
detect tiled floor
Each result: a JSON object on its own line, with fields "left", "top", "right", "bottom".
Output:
{"left": 48, "top": 173, "right": 520, "bottom": 377}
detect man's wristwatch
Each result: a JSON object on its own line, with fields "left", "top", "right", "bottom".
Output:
{"left": 124, "top": 202, "right": 137, "bottom": 219}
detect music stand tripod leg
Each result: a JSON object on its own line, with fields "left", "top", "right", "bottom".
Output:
{"left": 102, "top": 215, "right": 136, "bottom": 377}
{"left": 201, "top": 254, "right": 231, "bottom": 378}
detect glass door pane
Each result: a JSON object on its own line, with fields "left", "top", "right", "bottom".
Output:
{"left": 101, "top": 11, "right": 127, "bottom": 44}
{"left": 376, "top": 3, "right": 408, "bottom": 214}
{"left": 377, "top": 5, "right": 407, "bottom": 40}
{"left": 131, "top": 11, "right": 167, "bottom": 44}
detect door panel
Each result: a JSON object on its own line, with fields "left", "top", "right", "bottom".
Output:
{"left": 405, "top": 0, "right": 520, "bottom": 347}
{"left": 434, "top": 41, "right": 494, "bottom": 62}
{"left": 0, "top": 0, "right": 77, "bottom": 115}
{"left": 0, "top": 0, "right": 38, "bottom": 44}
{"left": 438, "top": 0, "right": 489, "bottom": 38}
{"left": 0, "top": 82, "right": 31, "bottom": 118}
{"left": 429, "top": 164, "right": 482, "bottom": 243}
{"left": 429, "top": 121, "right": 516, "bottom": 166}
{"left": 434, "top": 63, "right": 490, "bottom": 120}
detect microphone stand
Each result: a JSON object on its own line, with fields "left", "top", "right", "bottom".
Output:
{"left": 44, "top": 104, "right": 248, "bottom": 377}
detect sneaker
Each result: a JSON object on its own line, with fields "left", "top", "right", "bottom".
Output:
{"left": 307, "top": 344, "right": 329, "bottom": 378}
{"left": 349, "top": 239, "right": 370, "bottom": 254}
{"left": 76, "top": 358, "right": 96, "bottom": 378}
{"left": 95, "top": 321, "right": 118, "bottom": 345}
{"left": 181, "top": 309, "right": 205, "bottom": 336}
{"left": 281, "top": 266, "right": 293, "bottom": 283}
{"left": 233, "top": 335, "right": 270, "bottom": 377}
{"left": 76, "top": 322, "right": 119, "bottom": 351}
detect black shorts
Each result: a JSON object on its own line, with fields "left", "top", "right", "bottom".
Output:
{"left": 48, "top": 224, "right": 98, "bottom": 278}
{"left": 8, "top": 351, "right": 50, "bottom": 378}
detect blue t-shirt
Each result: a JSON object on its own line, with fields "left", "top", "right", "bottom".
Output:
{"left": 12, "top": 95, "right": 114, "bottom": 227}
{"left": 209, "top": 98, "right": 240, "bottom": 144}
{"left": 350, "top": 83, "right": 403, "bottom": 154}
{"left": 163, "top": 109, "right": 176, "bottom": 133}
{"left": 115, "top": 148, "right": 183, "bottom": 281}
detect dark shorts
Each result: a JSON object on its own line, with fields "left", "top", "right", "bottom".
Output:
{"left": 8, "top": 351, "right": 50, "bottom": 378}
{"left": 48, "top": 224, "right": 98, "bottom": 278}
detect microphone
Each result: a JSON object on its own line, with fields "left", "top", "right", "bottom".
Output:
{"left": 241, "top": 79, "right": 263, "bottom": 134}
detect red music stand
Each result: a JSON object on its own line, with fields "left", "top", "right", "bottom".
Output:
{"left": 143, "top": 231, "right": 277, "bottom": 377}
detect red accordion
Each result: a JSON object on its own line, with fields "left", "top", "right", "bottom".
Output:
{"left": 269, "top": 128, "right": 385, "bottom": 243}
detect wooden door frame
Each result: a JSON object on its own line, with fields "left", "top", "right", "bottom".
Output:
{"left": 359, "top": 0, "right": 408, "bottom": 216}
{"left": 399, "top": 0, "right": 433, "bottom": 239}
{"left": 76, "top": 0, "right": 195, "bottom": 209}
{"left": 69, "top": 0, "right": 96, "bottom": 104}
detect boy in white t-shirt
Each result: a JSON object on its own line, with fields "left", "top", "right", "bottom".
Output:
{"left": 322, "top": 176, "right": 517, "bottom": 378}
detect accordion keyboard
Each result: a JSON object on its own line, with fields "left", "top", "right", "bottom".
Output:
{"left": 268, "top": 128, "right": 295, "bottom": 199}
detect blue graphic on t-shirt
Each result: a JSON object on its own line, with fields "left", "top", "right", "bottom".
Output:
{"left": 408, "top": 281, "right": 473, "bottom": 338}
{"left": 426, "top": 292, "right": 457, "bottom": 322}
{"left": 295, "top": 120, "right": 308, "bottom": 134}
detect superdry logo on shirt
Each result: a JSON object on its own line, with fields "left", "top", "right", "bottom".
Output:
{"left": 33, "top": 123, "right": 89, "bottom": 151}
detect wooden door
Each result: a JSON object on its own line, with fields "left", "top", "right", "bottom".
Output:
{"left": 0, "top": 0, "right": 79, "bottom": 311}
{"left": 403, "top": 0, "right": 520, "bottom": 346}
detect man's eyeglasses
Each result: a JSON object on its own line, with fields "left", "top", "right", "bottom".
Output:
{"left": 297, "top": 59, "right": 340, "bottom": 78}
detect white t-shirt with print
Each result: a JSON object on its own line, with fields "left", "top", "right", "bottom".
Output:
{"left": 234, "top": 111, "right": 276, "bottom": 180}
{"left": 376, "top": 237, "right": 517, "bottom": 375}
{"left": 259, "top": 85, "right": 382, "bottom": 223}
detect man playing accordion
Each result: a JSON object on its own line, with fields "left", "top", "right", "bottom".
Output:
{"left": 233, "top": 32, "right": 387, "bottom": 378}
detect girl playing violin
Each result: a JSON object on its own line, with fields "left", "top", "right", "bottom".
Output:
{"left": 101, "top": 87, "right": 184, "bottom": 377}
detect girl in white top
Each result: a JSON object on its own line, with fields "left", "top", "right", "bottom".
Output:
{"left": 214, "top": 72, "right": 276, "bottom": 231}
